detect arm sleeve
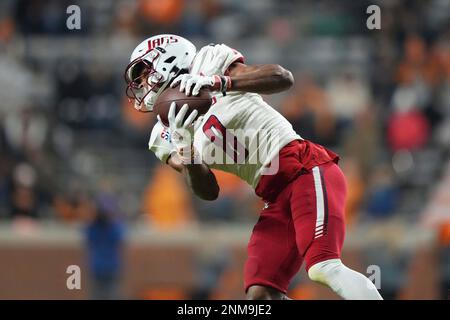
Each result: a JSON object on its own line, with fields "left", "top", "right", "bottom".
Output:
{"left": 148, "top": 122, "right": 176, "bottom": 163}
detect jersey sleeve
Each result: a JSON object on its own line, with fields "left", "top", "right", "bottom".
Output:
{"left": 191, "top": 44, "right": 245, "bottom": 77}
{"left": 215, "top": 44, "right": 245, "bottom": 75}
{"left": 148, "top": 122, "right": 175, "bottom": 163}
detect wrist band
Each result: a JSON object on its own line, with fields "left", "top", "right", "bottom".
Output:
{"left": 219, "top": 75, "right": 232, "bottom": 96}
{"left": 213, "top": 75, "right": 222, "bottom": 91}
{"left": 212, "top": 75, "right": 232, "bottom": 96}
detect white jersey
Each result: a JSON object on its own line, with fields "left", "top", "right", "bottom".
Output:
{"left": 149, "top": 44, "right": 301, "bottom": 189}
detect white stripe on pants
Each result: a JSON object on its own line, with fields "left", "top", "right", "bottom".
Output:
{"left": 312, "top": 166, "right": 325, "bottom": 239}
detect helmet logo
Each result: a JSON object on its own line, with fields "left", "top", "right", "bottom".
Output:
{"left": 147, "top": 36, "right": 179, "bottom": 51}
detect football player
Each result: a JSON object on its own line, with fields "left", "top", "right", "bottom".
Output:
{"left": 124, "top": 34, "right": 382, "bottom": 300}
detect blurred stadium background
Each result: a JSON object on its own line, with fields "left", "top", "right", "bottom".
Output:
{"left": 0, "top": 0, "right": 449, "bottom": 299}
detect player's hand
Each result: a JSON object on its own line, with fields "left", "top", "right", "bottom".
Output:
{"left": 164, "top": 102, "right": 198, "bottom": 163}
{"left": 171, "top": 74, "right": 222, "bottom": 96}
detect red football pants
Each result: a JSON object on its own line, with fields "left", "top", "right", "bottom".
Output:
{"left": 244, "top": 161, "right": 347, "bottom": 294}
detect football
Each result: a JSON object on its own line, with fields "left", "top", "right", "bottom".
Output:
{"left": 154, "top": 86, "right": 213, "bottom": 127}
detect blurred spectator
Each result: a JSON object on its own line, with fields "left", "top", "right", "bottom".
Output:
{"left": 10, "top": 162, "right": 38, "bottom": 219}
{"left": 196, "top": 169, "right": 253, "bottom": 221}
{"left": 365, "top": 165, "right": 399, "bottom": 219}
{"left": 281, "top": 75, "right": 336, "bottom": 146}
{"left": 14, "top": 0, "right": 69, "bottom": 35}
{"left": 0, "top": 55, "right": 35, "bottom": 113}
{"left": 85, "top": 194, "right": 126, "bottom": 300}
{"left": 191, "top": 246, "right": 231, "bottom": 299}
{"left": 343, "top": 108, "right": 381, "bottom": 178}
{"left": 340, "top": 158, "right": 365, "bottom": 226}
{"left": 54, "top": 188, "right": 95, "bottom": 223}
{"left": 4, "top": 108, "right": 48, "bottom": 156}
{"left": 143, "top": 164, "right": 194, "bottom": 230}
{"left": 139, "top": 0, "right": 184, "bottom": 24}
{"left": 113, "top": 0, "right": 138, "bottom": 36}
{"left": 395, "top": 35, "right": 440, "bottom": 90}
{"left": 326, "top": 69, "right": 371, "bottom": 135}
{"left": 0, "top": 17, "right": 14, "bottom": 44}
{"left": 136, "top": 0, "right": 184, "bottom": 34}
{"left": 180, "top": 0, "right": 222, "bottom": 37}
{"left": 387, "top": 106, "right": 430, "bottom": 151}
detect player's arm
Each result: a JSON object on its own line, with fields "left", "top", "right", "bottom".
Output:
{"left": 167, "top": 152, "right": 220, "bottom": 201}
{"left": 227, "top": 62, "right": 294, "bottom": 94}
{"left": 163, "top": 103, "right": 220, "bottom": 201}
{"left": 171, "top": 59, "right": 294, "bottom": 96}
